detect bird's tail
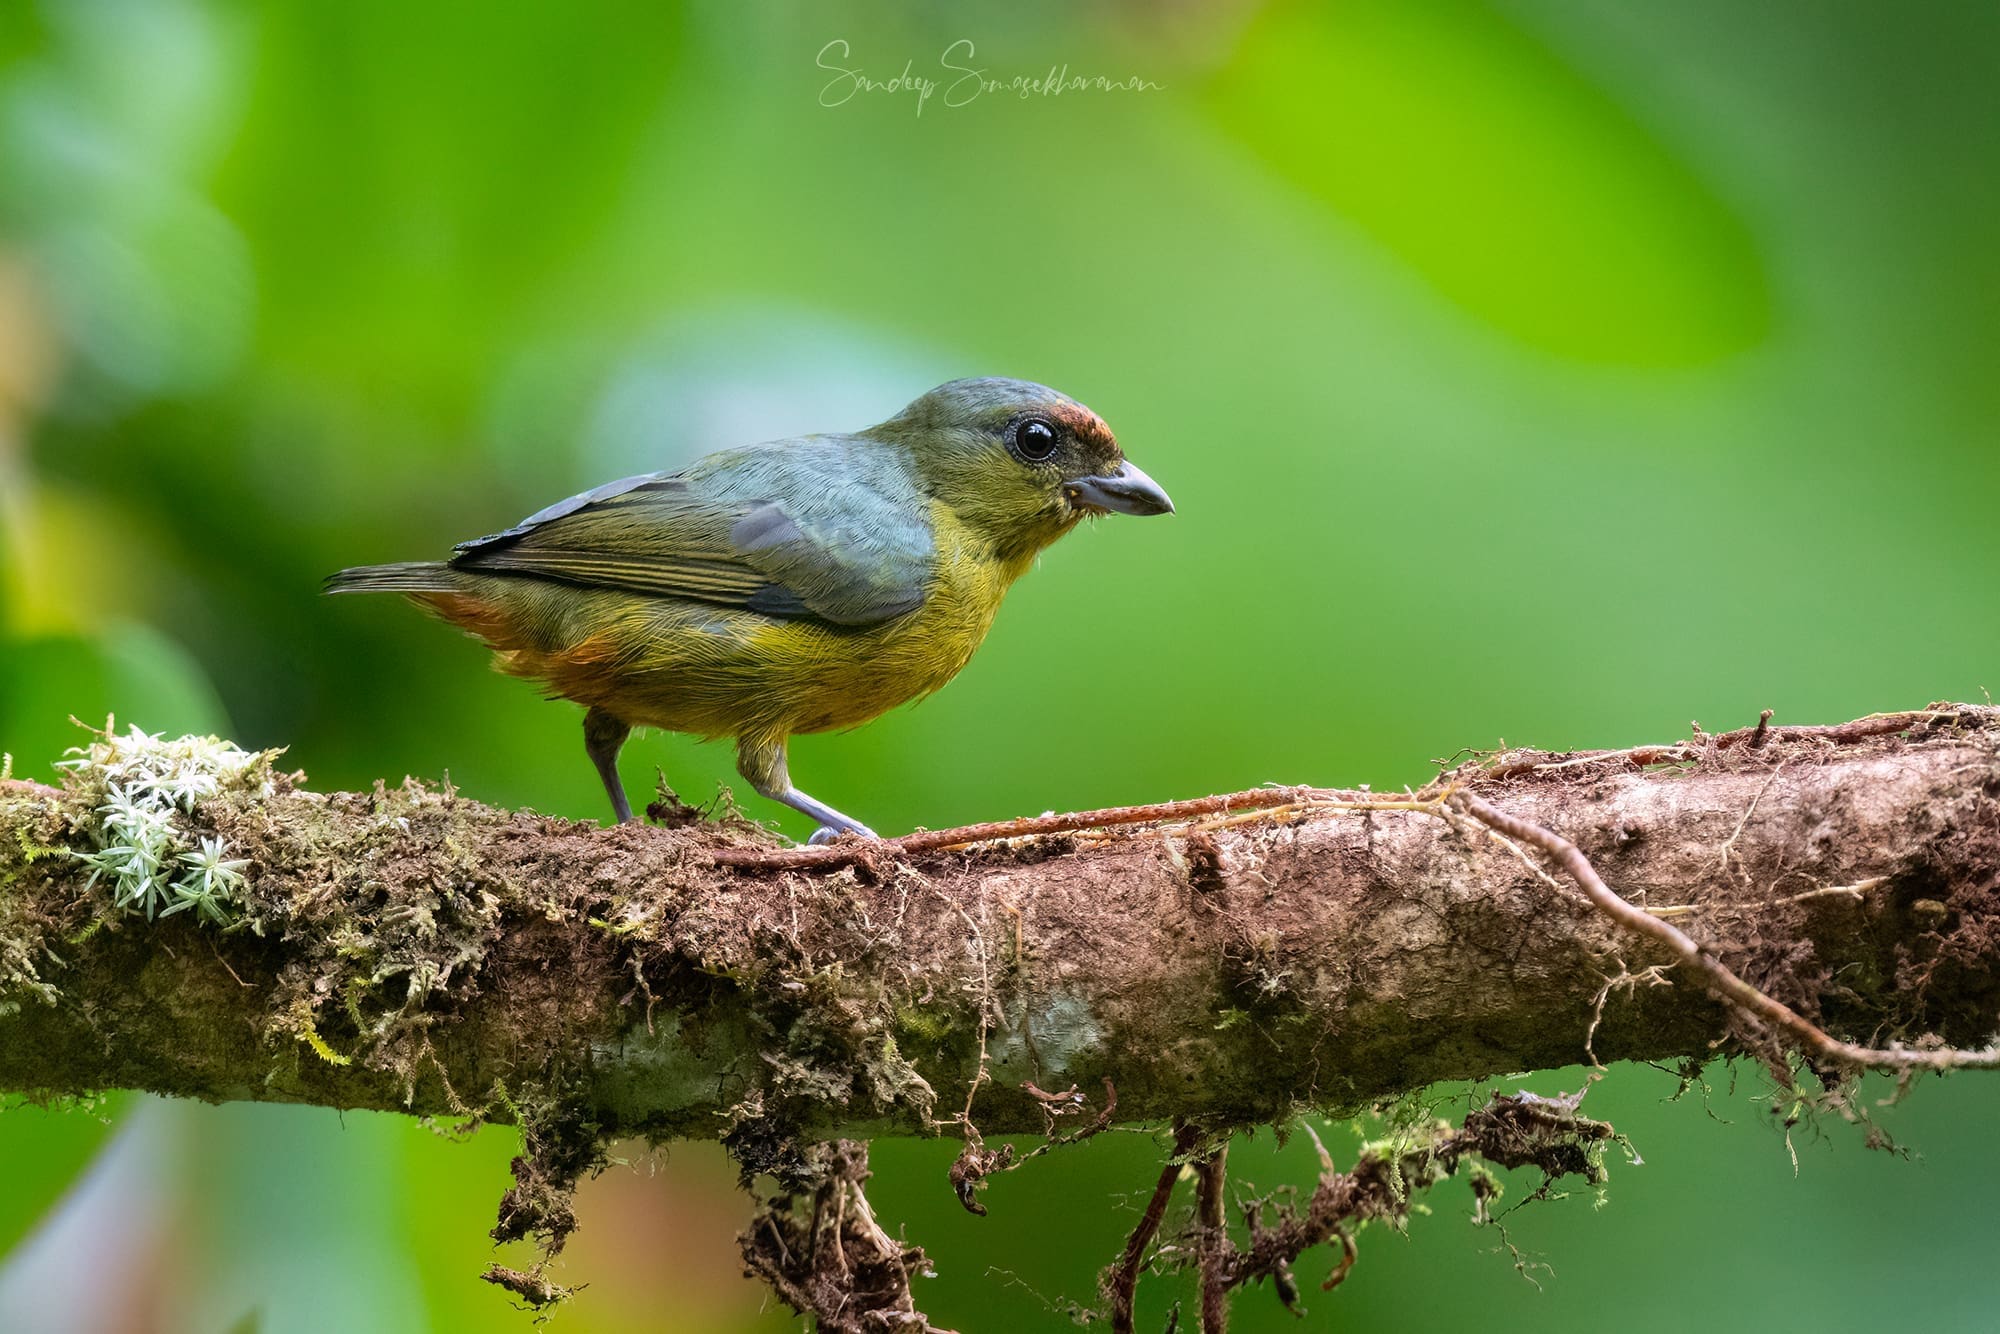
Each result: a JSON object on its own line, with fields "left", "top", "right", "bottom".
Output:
{"left": 323, "top": 561, "right": 458, "bottom": 594}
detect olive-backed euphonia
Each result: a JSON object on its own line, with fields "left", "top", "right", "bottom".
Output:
{"left": 327, "top": 378, "right": 1172, "bottom": 839}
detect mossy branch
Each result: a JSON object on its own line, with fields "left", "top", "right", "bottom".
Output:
{"left": 3, "top": 706, "right": 1999, "bottom": 1325}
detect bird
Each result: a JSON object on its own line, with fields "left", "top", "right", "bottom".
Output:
{"left": 326, "top": 377, "right": 1173, "bottom": 841}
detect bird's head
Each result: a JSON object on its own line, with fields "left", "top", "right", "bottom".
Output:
{"left": 878, "top": 378, "right": 1173, "bottom": 561}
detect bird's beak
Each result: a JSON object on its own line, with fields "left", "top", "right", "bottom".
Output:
{"left": 1064, "top": 461, "right": 1175, "bottom": 517}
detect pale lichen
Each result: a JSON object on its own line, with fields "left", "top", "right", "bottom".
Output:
{"left": 55, "top": 722, "right": 275, "bottom": 928}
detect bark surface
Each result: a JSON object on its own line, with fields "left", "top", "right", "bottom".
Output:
{"left": 3, "top": 708, "right": 1996, "bottom": 1144}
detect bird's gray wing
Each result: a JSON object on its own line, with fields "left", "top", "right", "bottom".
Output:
{"left": 449, "top": 439, "right": 934, "bottom": 628}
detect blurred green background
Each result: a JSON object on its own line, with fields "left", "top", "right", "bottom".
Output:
{"left": 2, "top": 0, "right": 1997, "bottom": 1329}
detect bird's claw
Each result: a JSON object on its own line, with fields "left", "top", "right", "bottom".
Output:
{"left": 809, "top": 822, "right": 878, "bottom": 845}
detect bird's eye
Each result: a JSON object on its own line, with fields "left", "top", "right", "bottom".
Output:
{"left": 1013, "top": 418, "right": 1059, "bottom": 462}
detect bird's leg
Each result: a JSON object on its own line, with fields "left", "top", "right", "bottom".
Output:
{"left": 736, "top": 736, "right": 877, "bottom": 844}
{"left": 583, "top": 706, "right": 634, "bottom": 825}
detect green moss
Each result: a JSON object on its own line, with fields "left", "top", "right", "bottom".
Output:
{"left": 894, "top": 1000, "right": 960, "bottom": 1046}
{"left": 13, "top": 825, "right": 62, "bottom": 864}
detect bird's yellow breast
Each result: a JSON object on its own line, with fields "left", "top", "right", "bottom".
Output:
{"left": 438, "top": 499, "right": 1038, "bottom": 745}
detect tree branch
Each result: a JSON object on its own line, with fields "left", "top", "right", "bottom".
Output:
{"left": 4, "top": 705, "right": 1998, "bottom": 1321}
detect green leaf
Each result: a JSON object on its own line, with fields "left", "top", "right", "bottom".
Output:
{"left": 1208, "top": 0, "right": 1770, "bottom": 365}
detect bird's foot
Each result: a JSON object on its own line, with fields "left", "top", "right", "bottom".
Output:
{"left": 771, "top": 784, "right": 876, "bottom": 843}
{"left": 808, "top": 819, "right": 878, "bottom": 845}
